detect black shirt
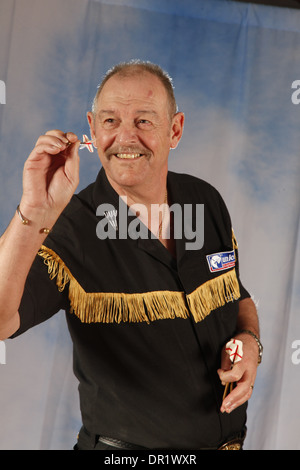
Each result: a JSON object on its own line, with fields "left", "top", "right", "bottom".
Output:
{"left": 15, "top": 169, "right": 250, "bottom": 449}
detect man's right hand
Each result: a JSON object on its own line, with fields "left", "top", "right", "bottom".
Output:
{"left": 0, "top": 130, "right": 80, "bottom": 339}
{"left": 20, "top": 129, "right": 80, "bottom": 221}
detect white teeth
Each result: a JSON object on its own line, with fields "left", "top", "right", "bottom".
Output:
{"left": 116, "top": 153, "right": 142, "bottom": 159}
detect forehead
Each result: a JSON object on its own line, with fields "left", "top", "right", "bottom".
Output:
{"left": 97, "top": 71, "right": 168, "bottom": 111}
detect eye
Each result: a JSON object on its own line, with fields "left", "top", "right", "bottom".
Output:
{"left": 137, "top": 119, "right": 152, "bottom": 128}
{"left": 102, "top": 118, "right": 118, "bottom": 129}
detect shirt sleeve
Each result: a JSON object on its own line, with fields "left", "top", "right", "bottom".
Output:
{"left": 232, "top": 231, "right": 251, "bottom": 301}
{"left": 214, "top": 187, "right": 251, "bottom": 302}
{"left": 11, "top": 253, "right": 69, "bottom": 338}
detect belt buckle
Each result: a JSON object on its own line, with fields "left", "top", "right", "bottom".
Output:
{"left": 218, "top": 438, "right": 243, "bottom": 450}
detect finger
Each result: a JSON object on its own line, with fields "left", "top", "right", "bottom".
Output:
{"left": 36, "top": 130, "right": 67, "bottom": 145}
{"left": 220, "top": 377, "right": 254, "bottom": 414}
{"left": 44, "top": 129, "right": 72, "bottom": 141}
{"left": 36, "top": 131, "right": 78, "bottom": 148}
{"left": 34, "top": 138, "right": 68, "bottom": 155}
{"left": 65, "top": 131, "right": 78, "bottom": 143}
{"left": 217, "top": 363, "right": 243, "bottom": 386}
{"left": 33, "top": 132, "right": 79, "bottom": 158}
{"left": 221, "top": 383, "right": 254, "bottom": 414}
{"left": 33, "top": 141, "right": 67, "bottom": 156}
{"left": 45, "top": 130, "right": 78, "bottom": 144}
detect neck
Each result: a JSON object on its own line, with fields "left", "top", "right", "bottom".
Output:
{"left": 108, "top": 175, "right": 169, "bottom": 237}
{"left": 107, "top": 174, "right": 168, "bottom": 209}
{"left": 121, "top": 185, "right": 168, "bottom": 238}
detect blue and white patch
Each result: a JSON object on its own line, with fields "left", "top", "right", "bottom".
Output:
{"left": 206, "top": 250, "right": 236, "bottom": 273}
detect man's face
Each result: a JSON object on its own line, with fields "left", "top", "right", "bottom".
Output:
{"left": 87, "top": 71, "right": 184, "bottom": 195}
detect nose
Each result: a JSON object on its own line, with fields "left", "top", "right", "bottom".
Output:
{"left": 115, "top": 122, "right": 138, "bottom": 145}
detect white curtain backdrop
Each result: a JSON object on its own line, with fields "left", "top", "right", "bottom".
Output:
{"left": 0, "top": 0, "right": 299, "bottom": 450}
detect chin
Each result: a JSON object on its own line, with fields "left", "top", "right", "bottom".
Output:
{"left": 106, "top": 168, "right": 147, "bottom": 191}
{"left": 105, "top": 160, "right": 150, "bottom": 188}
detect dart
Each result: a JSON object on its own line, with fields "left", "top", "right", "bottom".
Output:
{"left": 79, "top": 134, "right": 95, "bottom": 152}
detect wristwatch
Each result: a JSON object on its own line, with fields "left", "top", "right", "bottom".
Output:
{"left": 237, "top": 329, "right": 263, "bottom": 364}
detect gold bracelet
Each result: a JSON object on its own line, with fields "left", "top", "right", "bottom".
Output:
{"left": 16, "top": 204, "right": 51, "bottom": 234}
{"left": 16, "top": 204, "right": 29, "bottom": 225}
{"left": 40, "top": 227, "right": 51, "bottom": 234}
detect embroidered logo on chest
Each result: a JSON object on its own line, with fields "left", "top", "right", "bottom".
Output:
{"left": 206, "top": 250, "right": 236, "bottom": 273}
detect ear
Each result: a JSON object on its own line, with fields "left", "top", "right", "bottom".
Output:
{"left": 170, "top": 112, "right": 184, "bottom": 149}
{"left": 87, "top": 111, "right": 96, "bottom": 141}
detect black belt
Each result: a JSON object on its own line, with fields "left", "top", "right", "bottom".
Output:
{"left": 98, "top": 435, "right": 148, "bottom": 450}
{"left": 77, "top": 427, "right": 246, "bottom": 451}
{"left": 97, "top": 434, "right": 245, "bottom": 451}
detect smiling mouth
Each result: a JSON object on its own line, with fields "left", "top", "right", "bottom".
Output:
{"left": 115, "top": 153, "right": 144, "bottom": 160}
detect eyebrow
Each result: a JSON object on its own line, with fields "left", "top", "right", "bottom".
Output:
{"left": 97, "top": 110, "right": 116, "bottom": 116}
{"left": 97, "top": 109, "right": 159, "bottom": 117}
{"left": 135, "top": 110, "right": 159, "bottom": 116}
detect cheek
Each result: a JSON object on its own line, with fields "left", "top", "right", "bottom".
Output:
{"left": 156, "top": 130, "right": 172, "bottom": 152}
{"left": 95, "top": 130, "right": 115, "bottom": 152}
{"left": 144, "top": 128, "right": 170, "bottom": 150}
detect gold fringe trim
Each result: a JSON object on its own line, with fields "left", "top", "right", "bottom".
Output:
{"left": 186, "top": 268, "right": 240, "bottom": 322}
{"left": 38, "top": 247, "right": 70, "bottom": 292}
{"left": 38, "top": 246, "right": 189, "bottom": 324}
{"left": 38, "top": 245, "right": 240, "bottom": 325}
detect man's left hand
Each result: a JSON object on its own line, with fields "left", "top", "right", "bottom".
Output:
{"left": 217, "top": 332, "right": 258, "bottom": 414}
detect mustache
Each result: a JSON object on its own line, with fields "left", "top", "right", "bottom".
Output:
{"left": 106, "top": 146, "right": 152, "bottom": 157}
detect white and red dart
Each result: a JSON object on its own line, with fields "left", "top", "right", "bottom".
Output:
{"left": 225, "top": 338, "right": 243, "bottom": 364}
{"left": 79, "top": 134, "right": 94, "bottom": 152}
{"left": 222, "top": 339, "right": 243, "bottom": 400}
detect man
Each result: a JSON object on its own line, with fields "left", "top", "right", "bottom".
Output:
{"left": 0, "top": 61, "right": 261, "bottom": 450}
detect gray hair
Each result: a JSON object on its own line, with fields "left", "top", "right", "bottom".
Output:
{"left": 91, "top": 60, "right": 178, "bottom": 119}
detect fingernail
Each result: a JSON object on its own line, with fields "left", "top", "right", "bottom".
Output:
{"left": 226, "top": 404, "right": 234, "bottom": 414}
{"left": 224, "top": 400, "right": 232, "bottom": 410}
